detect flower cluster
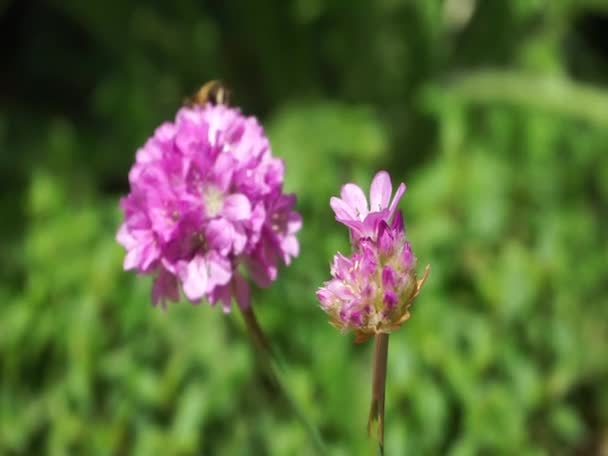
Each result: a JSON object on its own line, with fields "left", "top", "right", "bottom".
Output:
{"left": 117, "top": 104, "right": 301, "bottom": 311}
{"left": 317, "top": 171, "right": 428, "bottom": 341}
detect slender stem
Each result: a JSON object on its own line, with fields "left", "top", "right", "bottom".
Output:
{"left": 368, "top": 333, "right": 389, "bottom": 455}
{"left": 239, "top": 305, "right": 327, "bottom": 455}
{"left": 240, "top": 304, "right": 272, "bottom": 355}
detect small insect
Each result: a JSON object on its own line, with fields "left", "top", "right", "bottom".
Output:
{"left": 185, "top": 80, "right": 230, "bottom": 107}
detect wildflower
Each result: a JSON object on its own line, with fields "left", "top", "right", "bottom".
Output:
{"left": 117, "top": 104, "right": 301, "bottom": 311}
{"left": 330, "top": 170, "right": 405, "bottom": 243}
{"left": 317, "top": 171, "right": 428, "bottom": 341}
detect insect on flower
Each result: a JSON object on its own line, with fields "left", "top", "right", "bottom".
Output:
{"left": 185, "top": 80, "right": 231, "bottom": 107}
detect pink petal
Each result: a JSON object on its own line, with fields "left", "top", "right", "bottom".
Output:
{"left": 249, "top": 263, "right": 276, "bottom": 287}
{"left": 246, "top": 245, "right": 277, "bottom": 287}
{"left": 388, "top": 183, "right": 406, "bottom": 215}
{"left": 231, "top": 225, "right": 248, "bottom": 255}
{"left": 340, "top": 183, "right": 369, "bottom": 219}
{"left": 152, "top": 269, "right": 179, "bottom": 308}
{"left": 140, "top": 243, "right": 160, "bottom": 271}
{"left": 287, "top": 212, "right": 303, "bottom": 234}
{"left": 247, "top": 203, "right": 266, "bottom": 233}
{"left": 205, "top": 252, "right": 232, "bottom": 289}
{"left": 340, "top": 219, "right": 365, "bottom": 237}
{"left": 205, "top": 219, "right": 233, "bottom": 255}
{"left": 154, "top": 122, "right": 176, "bottom": 143}
{"left": 213, "top": 153, "right": 235, "bottom": 191}
{"left": 116, "top": 224, "right": 135, "bottom": 249}
{"left": 330, "top": 197, "right": 357, "bottom": 220}
{"left": 223, "top": 193, "right": 252, "bottom": 221}
{"left": 391, "top": 210, "right": 404, "bottom": 233}
{"left": 326, "top": 279, "right": 352, "bottom": 300}
{"left": 369, "top": 171, "right": 392, "bottom": 212}
{"left": 161, "top": 258, "right": 178, "bottom": 275}
{"left": 280, "top": 235, "right": 299, "bottom": 264}
{"left": 180, "top": 257, "right": 208, "bottom": 301}
{"left": 123, "top": 238, "right": 159, "bottom": 272}
{"left": 209, "top": 284, "right": 232, "bottom": 313}
{"left": 377, "top": 221, "right": 393, "bottom": 254}
{"left": 360, "top": 211, "right": 388, "bottom": 240}
{"left": 330, "top": 253, "right": 352, "bottom": 278}
{"left": 123, "top": 248, "right": 141, "bottom": 271}
{"left": 226, "top": 122, "right": 245, "bottom": 145}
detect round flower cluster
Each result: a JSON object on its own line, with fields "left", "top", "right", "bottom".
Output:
{"left": 317, "top": 171, "right": 428, "bottom": 340}
{"left": 117, "top": 104, "right": 301, "bottom": 311}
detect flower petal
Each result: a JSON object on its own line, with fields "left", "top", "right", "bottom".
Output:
{"left": 209, "top": 283, "right": 232, "bottom": 313}
{"left": 116, "top": 224, "right": 135, "bottom": 249}
{"left": 377, "top": 222, "right": 395, "bottom": 255}
{"left": 340, "top": 183, "right": 369, "bottom": 219}
{"left": 287, "top": 212, "right": 303, "bottom": 234}
{"left": 205, "top": 219, "right": 233, "bottom": 255}
{"left": 123, "top": 248, "right": 141, "bottom": 271}
{"left": 180, "top": 256, "right": 208, "bottom": 301}
{"left": 212, "top": 153, "right": 235, "bottom": 191}
{"left": 280, "top": 235, "right": 299, "bottom": 264}
{"left": 246, "top": 244, "right": 277, "bottom": 287}
{"left": 123, "top": 235, "right": 159, "bottom": 272}
{"left": 223, "top": 193, "right": 252, "bottom": 221}
{"left": 330, "top": 253, "right": 352, "bottom": 279}
{"left": 205, "top": 252, "right": 232, "bottom": 289}
{"left": 369, "top": 170, "right": 392, "bottom": 212}
{"left": 391, "top": 210, "right": 404, "bottom": 233}
{"left": 330, "top": 196, "right": 357, "bottom": 221}
{"left": 388, "top": 182, "right": 406, "bottom": 215}
{"left": 152, "top": 269, "right": 179, "bottom": 308}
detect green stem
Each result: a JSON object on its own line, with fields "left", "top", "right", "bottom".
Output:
{"left": 368, "top": 333, "right": 389, "bottom": 455}
{"left": 240, "top": 303, "right": 272, "bottom": 355}
{"left": 239, "top": 305, "right": 327, "bottom": 455}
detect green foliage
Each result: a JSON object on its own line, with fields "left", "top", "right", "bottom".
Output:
{"left": 1, "top": 0, "right": 607, "bottom": 454}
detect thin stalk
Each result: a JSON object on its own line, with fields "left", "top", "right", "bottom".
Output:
{"left": 239, "top": 305, "right": 327, "bottom": 455}
{"left": 368, "top": 333, "right": 389, "bottom": 455}
{"left": 240, "top": 303, "right": 272, "bottom": 355}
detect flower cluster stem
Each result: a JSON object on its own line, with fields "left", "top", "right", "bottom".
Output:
{"left": 239, "top": 305, "right": 327, "bottom": 455}
{"left": 368, "top": 333, "right": 389, "bottom": 455}
{"left": 240, "top": 304, "right": 272, "bottom": 355}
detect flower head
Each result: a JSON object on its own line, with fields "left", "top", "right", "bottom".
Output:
{"left": 117, "top": 103, "right": 301, "bottom": 311}
{"left": 318, "top": 171, "right": 428, "bottom": 341}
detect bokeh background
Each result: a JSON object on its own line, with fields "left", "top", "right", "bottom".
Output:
{"left": 1, "top": 0, "right": 608, "bottom": 454}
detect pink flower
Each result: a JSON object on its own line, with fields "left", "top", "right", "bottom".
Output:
{"left": 330, "top": 170, "right": 406, "bottom": 243}
{"left": 318, "top": 172, "right": 428, "bottom": 341}
{"left": 117, "top": 104, "right": 301, "bottom": 311}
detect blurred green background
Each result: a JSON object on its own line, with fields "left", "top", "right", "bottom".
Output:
{"left": 1, "top": 0, "right": 608, "bottom": 454}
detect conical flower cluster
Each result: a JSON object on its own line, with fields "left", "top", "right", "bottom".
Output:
{"left": 317, "top": 171, "right": 428, "bottom": 341}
